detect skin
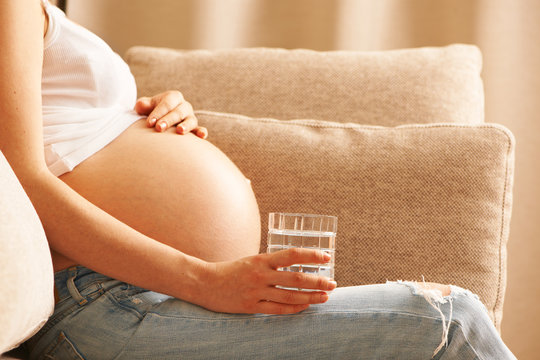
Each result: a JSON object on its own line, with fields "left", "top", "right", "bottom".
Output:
{"left": 0, "top": 0, "right": 448, "bottom": 318}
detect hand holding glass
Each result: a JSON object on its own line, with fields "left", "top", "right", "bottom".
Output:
{"left": 267, "top": 213, "right": 337, "bottom": 291}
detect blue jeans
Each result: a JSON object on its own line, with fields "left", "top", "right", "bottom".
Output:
{"left": 26, "top": 266, "right": 515, "bottom": 359}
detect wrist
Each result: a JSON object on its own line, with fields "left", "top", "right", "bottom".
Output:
{"left": 172, "top": 253, "right": 213, "bottom": 305}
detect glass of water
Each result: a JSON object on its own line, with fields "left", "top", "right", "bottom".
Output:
{"left": 267, "top": 212, "right": 337, "bottom": 290}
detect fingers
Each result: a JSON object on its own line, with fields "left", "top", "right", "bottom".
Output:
{"left": 136, "top": 91, "right": 208, "bottom": 139}
{"left": 254, "top": 301, "right": 310, "bottom": 315}
{"left": 152, "top": 98, "right": 190, "bottom": 131}
{"left": 175, "top": 112, "right": 197, "bottom": 134}
{"left": 192, "top": 126, "right": 208, "bottom": 139}
{"left": 264, "top": 287, "right": 329, "bottom": 305}
{"left": 264, "top": 249, "right": 336, "bottom": 293}
{"left": 178, "top": 123, "right": 207, "bottom": 140}
{"left": 268, "top": 247, "right": 331, "bottom": 269}
{"left": 134, "top": 96, "right": 153, "bottom": 115}
{"left": 154, "top": 101, "right": 193, "bottom": 132}
{"left": 252, "top": 286, "right": 331, "bottom": 315}
{"left": 274, "top": 271, "right": 337, "bottom": 292}
{"left": 150, "top": 91, "right": 184, "bottom": 120}
{"left": 135, "top": 91, "right": 185, "bottom": 123}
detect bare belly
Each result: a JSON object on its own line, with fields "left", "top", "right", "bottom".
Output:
{"left": 54, "top": 120, "right": 261, "bottom": 269}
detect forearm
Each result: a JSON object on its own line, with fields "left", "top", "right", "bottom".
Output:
{"left": 24, "top": 169, "right": 208, "bottom": 303}
{"left": 1, "top": 0, "right": 211, "bottom": 307}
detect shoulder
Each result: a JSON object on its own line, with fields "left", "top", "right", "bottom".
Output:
{"left": 0, "top": 0, "right": 47, "bottom": 37}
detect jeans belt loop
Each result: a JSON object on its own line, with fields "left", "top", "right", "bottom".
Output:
{"left": 66, "top": 266, "right": 88, "bottom": 306}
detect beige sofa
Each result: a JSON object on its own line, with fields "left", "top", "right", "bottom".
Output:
{"left": 1, "top": 44, "right": 514, "bottom": 358}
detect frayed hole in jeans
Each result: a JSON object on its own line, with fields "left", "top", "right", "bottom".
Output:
{"left": 388, "top": 278, "right": 453, "bottom": 359}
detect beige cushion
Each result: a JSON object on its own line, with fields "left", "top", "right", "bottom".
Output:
{"left": 0, "top": 152, "right": 54, "bottom": 354}
{"left": 195, "top": 110, "right": 514, "bottom": 331}
{"left": 125, "top": 44, "right": 484, "bottom": 126}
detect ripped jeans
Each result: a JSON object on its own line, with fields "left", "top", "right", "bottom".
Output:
{"left": 26, "top": 266, "right": 515, "bottom": 359}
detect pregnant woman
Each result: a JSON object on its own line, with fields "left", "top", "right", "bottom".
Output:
{"left": 0, "top": 1, "right": 515, "bottom": 359}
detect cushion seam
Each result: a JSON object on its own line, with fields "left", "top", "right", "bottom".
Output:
{"left": 492, "top": 128, "right": 513, "bottom": 330}
{"left": 195, "top": 110, "right": 510, "bottom": 133}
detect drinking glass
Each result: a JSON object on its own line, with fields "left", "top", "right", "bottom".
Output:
{"left": 267, "top": 212, "right": 337, "bottom": 290}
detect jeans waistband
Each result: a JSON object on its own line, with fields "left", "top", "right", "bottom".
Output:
{"left": 26, "top": 266, "right": 122, "bottom": 353}
{"left": 54, "top": 266, "right": 115, "bottom": 304}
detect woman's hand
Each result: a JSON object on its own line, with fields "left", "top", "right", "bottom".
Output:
{"left": 199, "top": 248, "right": 337, "bottom": 314}
{"left": 134, "top": 90, "right": 208, "bottom": 139}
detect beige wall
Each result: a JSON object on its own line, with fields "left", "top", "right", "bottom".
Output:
{"left": 67, "top": 0, "right": 539, "bottom": 358}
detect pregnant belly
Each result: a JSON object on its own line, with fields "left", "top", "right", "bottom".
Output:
{"left": 58, "top": 120, "right": 261, "bottom": 263}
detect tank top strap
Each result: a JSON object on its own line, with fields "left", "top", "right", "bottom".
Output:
{"left": 41, "top": 0, "right": 62, "bottom": 50}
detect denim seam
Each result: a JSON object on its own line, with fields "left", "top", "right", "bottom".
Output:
{"left": 76, "top": 279, "right": 107, "bottom": 292}
{"left": 110, "top": 302, "right": 152, "bottom": 360}
{"left": 106, "top": 292, "right": 146, "bottom": 320}
{"left": 39, "top": 331, "right": 66, "bottom": 360}
{"left": 141, "top": 309, "right": 451, "bottom": 323}
{"left": 41, "top": 331, "right": 85, "bottom": 360}
{"left": 441, "top": 321, "right": 482, "bottom": 360}
{"left": 418, "top": 313, "right": 483, "bottom": 360}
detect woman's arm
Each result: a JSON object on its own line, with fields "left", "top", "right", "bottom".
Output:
{"left": 0, "top": 0, "right": 207, "bottom": 303}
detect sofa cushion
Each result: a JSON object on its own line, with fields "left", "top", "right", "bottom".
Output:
{"left": 195, "top": 110, "right": 514, "bottom": 331}
{"left": 0, "top": 152, "right": 54, "bottom": 354}
{"left": 125, "top": 44, "right": 484, "bottom": 126}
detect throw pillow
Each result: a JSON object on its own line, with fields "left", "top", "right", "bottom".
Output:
{"left": 195, "top": 110, "right": 514, "bottom": 331}
{"left": 126, "top": 44, "right": 484, "bottom": 126}
{"left": 0, "top": 152, "right": 54, "bottom": 354}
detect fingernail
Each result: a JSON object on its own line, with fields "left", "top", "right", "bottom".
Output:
{"left": 320, "top": 293, "right": 329, "bottom": 302}
{"left": 148, "top": 118, "right": 157, "bottom": 126}
{"left": 157, "top": 122, "right": 166, "bottom": 132}
{"left": 177, "top": 125, "right": 185, "bottom": 134}
{"left": 327, "top": 281, "right": 337, "bottom": 290}
{"left": 323, "top": 252, "right": 331, "bottom": 262}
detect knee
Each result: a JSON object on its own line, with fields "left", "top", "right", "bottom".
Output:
{"left": 416, "top": 282, "right": 451, "bottom": 296}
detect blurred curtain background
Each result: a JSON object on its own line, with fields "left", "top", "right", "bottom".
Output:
{"left": 63, "top": 0, "right": 539, "bottom": 358}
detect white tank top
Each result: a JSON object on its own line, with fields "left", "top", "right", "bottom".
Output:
{"left": 41, "top": 0, "right": 141, "bottom": 176}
